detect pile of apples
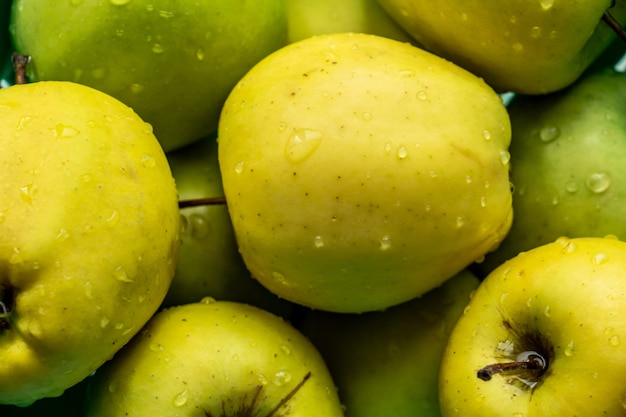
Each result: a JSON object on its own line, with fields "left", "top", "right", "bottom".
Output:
{"left": 1, "top": 0, "right": 626, "bottom": 416}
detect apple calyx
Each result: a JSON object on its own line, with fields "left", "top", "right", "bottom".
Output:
{"left": 178, "top": 196, "right": 227, "bottom": 209}
{"left": 203, "top": 371, "right": 311, "bottom": 417}
{"left": 0, "top": 285, "right": 15, "bottom": 330}
{"left": 477, "top": 350, "right": 548, "bottom": 383}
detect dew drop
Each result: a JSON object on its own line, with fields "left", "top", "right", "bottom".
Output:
{"left": 397, "top": 146, "right": 408, "bottom": 159}
{"left": 480, "top": 196, "right": 487, "bottom": 207}
{"left": 609, "top": 335, "right": 620, "bottom": 346}
{"left": 100, "top": 316, "right": 110, "bottom": 328}
{"left": 499, "top": 150, "right": 511, "bottom": 165}
{"left": 109, "top": 0, "right": 130, "bottom": 5}
{"left": 379, "top": 235, "right": 391, "bottom": 250}
{"left": 482, "top": 129, "right": 492, "bottom": 140}
{"left": 530, "top": 26, "right": 542, "bottom": 38}
{"left": 188, "top": 213, "right": 211, "bottom": 239}
{"left": 56, "top": 228, "right": 70, "bottom": 241}
{"left": 152, "top": 44, "right": 165, "bottom": 54}
{"left": 53, "top": 124, "right": 80, "bottom": 139}
{"left": 564, "top": 340, "right": 575, "bottom": 357}
{"left": 585, "top": 172, "right": 611, "bottom": 193}
{"left": 16, "top": 115, "right": 32, "bottom": 131}
{"left": 200, "top": 296, "right": 216, "bottom": 305}
{"left": 20, "top": 182, "right": 37, "bottom": 204}
{"left": 544, "top": 305, "right": 551, "bottom": 318}
{"left": 278, "top": 122, "right": 288, "bottom": 131}
{"left": 539, "top": 125, "right": 560, "bottom": 142}
{"left": 114, "top": 266, "right": 133, "bottom": 283}
{"left": 272, "top": 271, "right": 293, "bottom": 287}
{"left": 361, "top": 112, "right": 373, "bottom": 121}
{"left": 512, "top": 42, "right": 524, "bottom": 52}
{"left": 159, "top": 10, "right": 174, "bottom": 18}
{"left": 591, "top": 252, "right": 609, "bottom": 265}
{"left": 416, "top": 90, "right": 428, "bottom": 100}
{"left": 130, "top": 83, "right": 144, "bottom": 94}
{"left": 234, "top": 161, "right": 244, "bottom": 174}
{"left": 314, "top": 236, "right": 324, "bottom": 248}
{"left": 456, "top": 216, "right": 465, "bottom": 228}
{"left": 285, "top": 129, "right": 323, "bottom": 163}
{"left": 232, "top": 354, "right": 240, "bottom": 362}
{"left": 150, "top": 343, "right": 164, "bottom": 352}
{"left": 280, "top": 345, "right": 291, "bottom": 355}
{"left": 108, "top": 380, "right": 120, "bottom": 394}
{"left": 172, "top": 389, "right": 189, "bottom": 407}
{"left": 274, "top": 370, "right": 292, "bottom": 386}
{"left": 142, "top": 154, "right": 156, "bottom": 168}
{"left": 115, "top": 28, "right": 124, "bottom": 37}
{"left": 465, "top": 175, "right": 473, "bottom": 184}
{"left": 565, "top": 181, "right": 579, "bottom": 193}
{"left": 105, "top": 210, "right": 119, "bottom": 227}
{"left": 539, "top": 0, "right": 554, "bottom": 10}
{"left": 196, "top": 49, "right": 205, "bottom": 61}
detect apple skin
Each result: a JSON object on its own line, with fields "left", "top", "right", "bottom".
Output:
{"left": 163, "top": 136, "right": 297, "bottom": 318}
{"left": 297, "top": 269, "right": 479, "bottom": 417}
{"left": 476, "top": 68, "right": 626, "bottom": 277}
{"left": 0, "top": 81, "right": 180, "bottom": 405}
{"left": 0, "top": 0, "right": 11, "bottom": 86}
{"left": 218, "top": 33, "right": 513, "bottom": 313}
{"left": 86, "top": 299, "right": 345, "bottom": 417}
{"left": 9, "top": 0, "right": 288, "bottom": 151}
{"left": 377, "top": 0, "right": 626, "bottom": 94}
{"left": 286, "top": 0, "right": 414, "bottom": 44}
{"left": 440, "top": 237, "right": 626, "bottom": 416}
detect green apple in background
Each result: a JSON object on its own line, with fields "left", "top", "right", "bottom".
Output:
{"left": 0, "top": 81, "right": 180, "bottom": 405}
{"left": 297, "top": 269, "right": 479, "bottom": 417}
{"left": 440, "top": 236, "right": 626, "bottom": 416}
{"left": 286, "top": 0, "right": 414, "bottom": 43}
{"left": 9, "top": 0, "right": 288, "bottom": 151}
{"left": 163, "top": 136, "right": 296, "bottom": 318}
{"left": 377, "top": 0, "right": 626, "bottom": 94}
{"left": 218, "top": 33, "right": 513, "bottom": 313}
{"left": 86, "top": 299, "right": 345, "bottom": 416}
{"left": 476, "top": 67, "right": 626, "bottom": 277}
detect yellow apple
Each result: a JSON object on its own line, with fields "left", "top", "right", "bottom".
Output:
{"left": 218, "top": 33, "right": 513, "bottom": 313}
{"left": 0, "top": 81, "right": 180, "bottom": 405}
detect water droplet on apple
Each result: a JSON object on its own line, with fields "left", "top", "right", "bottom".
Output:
{"left": 544, "top": 305, "right": 551, "bottom": 318}
{"left": 188, "top": 213, "right": 211, "bottom": 239}
{"left": 609, "top": 335, "right": 621, "bottom": 346}
{"left": 565, "top": 181, "right": 579, "bottom": 193}
{"left": 52, "top": 124, "right": 80, "bottom": 139}
{"left": 499, "top": 150, "right": 511, "bottom": 165}
{"left": 379, "top": 235, "right": 391, "bottom": 250}
{"left": 280, "top": 345, "right": 291, "bottom": 356}
{"left": 285, "top": 129, "right": 323, "bottom": 163}
{"left": 274, "top": 370, "right": 292, "bottom": 386}
{"left": 538, "top": 125, "right": 560, "bottom": 142}
{"left": 512, "top": 42, "right": 524, "bottom": 52}
{"left": 397, "top": 146, "right": 408, "bottom": 159}
{"left": 100, "top": 316, "right": 110, "bottom": 328}
{"left": 105, "top": 210, "right": 119, "bottom": 227}
{"left": 456, "top": 216, "right": 465, "bottom": 228}
{"left": 564, "top": 340, "right": 575, "bottom": 357}
{"left": 530, "top": 26, "right": 542, "bottom": 38}
{"left": 130, "top": 83, "right": 144, "bottom": 94}
{"left": 141, "top": 154, "right": 156, "bottom": 168}
{"left": 482, "top": 129, "right": 492, "bottom": 140}
{"left": 172, "top": 389, "right": 189, "bottom": 407}
{"left": 416, "top": 90, "right": 428, "bottom": 100}
{"left": 145, "top": 3, "right": 154, "bottom": 11}
{"left": 196, "top": 49, "right": 205, "bottom": 61}
{"left": 114, "top": 266, "right": 133, "bottom": 283}
{"left": 591, "top": 252, "right": 609, "bottom": 265}
{"left": 56, "top": 228, "right": 70, "bottom": 241}
{"left": 200, "top": 296, "right": 216, "bottom": 305}
{"left": 539, "top": 0, "right": 554, "bottom": 10}
{"left": 150, "top": 343, "right": 163, "bottom": 352}
{"left": 20, "top": 182, "right": 37, "bottom": 204}
{"left": 314, "top": 236, "right": 324, "bottom": 248}
{"left": 16, "top": 115, "right": 32, "bottom": 131}
{"left": 361, "top": 112, "right": 373, "bottom": 121}
{"left": 151, "top": 44, "right": 165, "bottom": 54}
{"left": 585, "top": 172, "right": 611, "bottom": 194}
{"left": 108, "top": 380, "right": 119, "bottom": 394}
{"left": 480, "top": 196, "right": 487, "bottom": 207}
{"left": 232, "top": 354, "right": 240, "bottom": 362}
{"left": 159, "top": 10, "right": 174, "bottom": 18}
{"left": 234, "top": 161, "right": 244, "bottom": 174}
{"left": 109, "top": 0, "right": 131, "bottom": 5}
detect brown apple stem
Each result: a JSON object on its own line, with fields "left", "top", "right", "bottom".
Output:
{"left": 603, "top": 10, "right": 626, "bottom": 43}
{"left": 477, "top": 351, "right": 547, "bottom": 381}
{"left": 12, "top": 53, "right": 30, "bottom": 85}
{"left": 264, "top": 372, "right": 311, "bottom": 417}
{"left": 178, "top": 196, "right": 227, "bottom": 209}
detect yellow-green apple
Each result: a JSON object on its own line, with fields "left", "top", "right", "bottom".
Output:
{"left": 440, "top": 236, "right": 626, "bottom": 416}
{"left": 86, "top": 299, "right": 345, "bottom": 417}
{"left": 476, "top": 68, "right": 626, "bottom": 277}
{"left": 218, "top": 32, "right": 513, "bottom": 313}
{"left": 9, "top": 0, "right": 288, "bottom": 151}
{"left": 298, "top": 269, "right": 479, "bottom": 417}
{"left": 163, "top": 136, "right": 297, "bottom": 318}
{"left": 286, "top": 0, "right": 414, "bottom": 43}
{"left": 377, "top": 0, "right": 626, "bottom": 94}
{"left": 0, "top": 81, "right": 180, "bottom": 405}
{"left": 0, "top": 0, "right": 12, "bottom": 86}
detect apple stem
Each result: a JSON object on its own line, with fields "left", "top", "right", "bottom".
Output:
{"left": 12, "top": 53, "right": 30, "bottom": 85}
{"left": 603, "top": 10, "right": 626, "bottom": 43}
{"left": 264, "top": 371, "right": 311, "bottom": 417}
{"left": 178, "top": 196, "right": 227, "bottom": 209}
{"left": 477, "top": 350, "right": 547, "bottom": 381}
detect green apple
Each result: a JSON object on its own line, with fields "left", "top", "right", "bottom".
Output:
{"left": 476, "top": 67, "right": 626, "bottom": 277}
{"left": 440, "top": 236, "right": 626, "bottom": 416}
{"left": 163, "top": 136, "right": 297, "bottom": 318}
{"left": 0, "top": 0, "right": 12, "bottom": 86}
{"left": 86, "top": 299, "right": 345, "bottom": 416}
{"left": 297, "top": 269, "right": 479, "bottom": 417}
{"left": 0, "top": 81, "right": 180, "bottom": 405}
{"left": 9, "top": 0, "right": 288, "bottom": 151}
{"left": 218, "top": 32, "right": 513, "bottom": 313}
{"left": 286, "top": 0, "right": 414, "bottom": 44}
{"left": 377, "top": 0, "right": 626, "bottom": 94}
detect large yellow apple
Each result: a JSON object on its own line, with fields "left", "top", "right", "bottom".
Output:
{"left": 0, "top": 81, "right": 180, "bottom": 405}
{"left": 218, "top": 33, "right": 513, "bottom": 313}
